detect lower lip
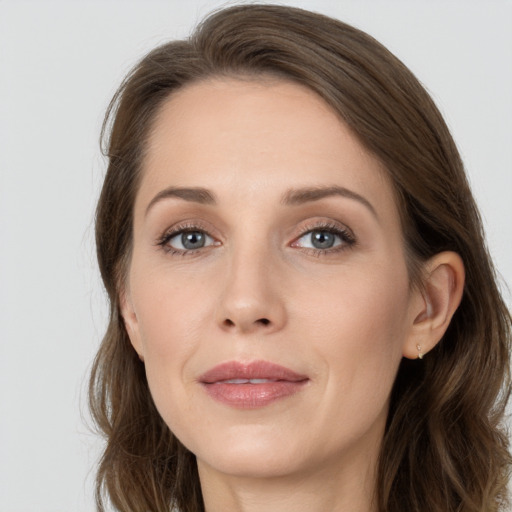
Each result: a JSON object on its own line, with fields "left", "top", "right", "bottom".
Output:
{"left": 202, "top": 381, "right": 307, "bottom": 409}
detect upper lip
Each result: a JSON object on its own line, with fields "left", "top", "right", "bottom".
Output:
{"left": 199, "top": 360, "right": 309, "bottom": 383}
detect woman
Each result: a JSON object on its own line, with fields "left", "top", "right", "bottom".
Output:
{"left": 89, "top": 4, "right": 511, "bottom": 511}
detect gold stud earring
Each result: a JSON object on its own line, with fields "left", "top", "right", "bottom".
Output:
{"left": 416, "top": 344, "right": 423, "bottom": 359}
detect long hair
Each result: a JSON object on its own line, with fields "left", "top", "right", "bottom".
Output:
{"left": 89, "top": 5, "right": 511, "bottom": 511}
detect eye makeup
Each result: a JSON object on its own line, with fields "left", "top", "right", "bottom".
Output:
{"left": 155, "top": 217, "right": 356, "bottom": 259}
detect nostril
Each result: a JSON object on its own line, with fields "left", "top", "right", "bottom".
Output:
{"left": 221, "top": 317, "right": 271, "bottom": 329}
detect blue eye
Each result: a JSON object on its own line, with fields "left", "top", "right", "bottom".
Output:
{"left": 164, "top": 230, "right": 215, "bottom": 251}
{"left": 293, "top": 226, "right": 354, "bottom": 252}
{"left": 307, "top": 231, "right": 338, "bottom": 249}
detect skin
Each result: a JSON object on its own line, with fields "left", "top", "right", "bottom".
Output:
{"left": 121, "top": 78, "right": 464, "bottom": 512}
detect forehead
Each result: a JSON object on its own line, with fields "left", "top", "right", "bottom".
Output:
{"left": 137, "top": 77, "right": 397, "bottom": 221}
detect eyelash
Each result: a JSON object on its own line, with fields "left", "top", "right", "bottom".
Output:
{"left": 156, "top": 221, "right": 216, "bottom": 257}
{"left": 155, "top": 221, "right": 356, "bottom": 257}
{"left": 293, "top": 221, "right": 356, "bottom": 257}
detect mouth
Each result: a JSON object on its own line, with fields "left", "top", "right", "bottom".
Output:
{"left": 199, "top": 360, "right": 309, "bottom": 409}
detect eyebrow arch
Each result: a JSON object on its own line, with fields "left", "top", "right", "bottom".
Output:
{"left": 145, "top": 184, "right": 377, "bottom": 219}
{"left": 145, "top": 186, "right": 216, "bottom": 216}
{"left": 281, "top": 185, "right": 378, "bottom": 219}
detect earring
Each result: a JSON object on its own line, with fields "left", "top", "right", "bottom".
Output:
{"left": 416, "top": 344, "right": 424, "bottom": 360}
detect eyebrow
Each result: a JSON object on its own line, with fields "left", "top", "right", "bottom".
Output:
{"left": 145, "top": 186, "right": 216, "bottom": 216}
{"left": 145, "top": 184, "right": 377, "bottom": 219}
{"left": 281, "top": 186, "right": 377, "bottom": 218}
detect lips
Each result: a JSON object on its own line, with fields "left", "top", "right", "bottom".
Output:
{"left": 199, "top": 360, "right": 309, "bottom": 409}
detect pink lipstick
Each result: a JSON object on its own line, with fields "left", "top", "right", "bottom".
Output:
{"left": 199, "top": 360, "right": 309, "bottom": 409}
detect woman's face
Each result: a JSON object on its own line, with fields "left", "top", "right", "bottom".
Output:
{"left": 123, "top": 78, "right": 423, "bottom": 481}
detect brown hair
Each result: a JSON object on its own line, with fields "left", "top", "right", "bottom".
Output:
{"left": 89, "top": 4, "right": 511, "bottom": 511}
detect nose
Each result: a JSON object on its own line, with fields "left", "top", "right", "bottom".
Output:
{"left": 215, "top": 246, "right": 287, "bottom": 335}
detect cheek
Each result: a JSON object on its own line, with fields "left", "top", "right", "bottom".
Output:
{"left": 129, "top": 263, "right": 214, "bottom": 401}
{"left": 129, "top": 274, "right": 210, "bottom": 432}
{"left": 131, "top": 259, "right": 208, "bottom": 347}
{"left": 296, "top": 259, "right": 411, "bottom": 385}
{"left": 291, "top": 261, "right": 410, "bottom": 446}
{"left": 301, "top": 259, "right": 409, "bottom": 338}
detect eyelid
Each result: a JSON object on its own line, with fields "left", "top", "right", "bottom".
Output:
{"left": 155, "top": 220, "right": 221, "bottom": 254}
{"left": 154, "top": 218, "right": 356, "bottom": 256}
{"left": 289, "top": 220, "right": 356, "bottom": 252}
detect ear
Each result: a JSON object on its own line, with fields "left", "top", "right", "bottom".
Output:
{"left": 119, "top": 287, "right": 145, "bottom": 362}
{"left": 403, "top": 251, "right": 465, "bottom": 360}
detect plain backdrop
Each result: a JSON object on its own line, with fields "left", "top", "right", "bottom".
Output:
{"left": 1, "top": 1, "right": 511, "bottom": 510}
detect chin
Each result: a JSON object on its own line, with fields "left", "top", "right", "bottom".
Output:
{"left": 186, "top": 425, "right": 310, "bottom": 479}
{"left": 198, "top": 448, "right": 305, "bottom": 479}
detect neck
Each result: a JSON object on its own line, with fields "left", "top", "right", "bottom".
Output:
{"left": 197, "top": 444, "right": 379, "bottom": 512}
